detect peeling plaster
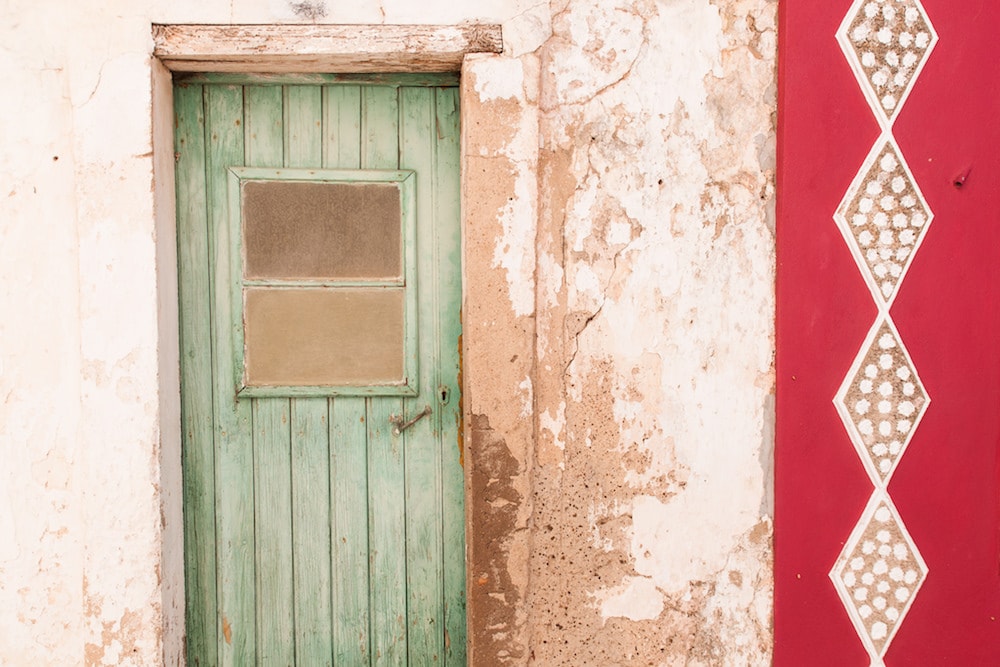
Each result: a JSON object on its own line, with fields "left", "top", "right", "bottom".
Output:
{"left": 2, "top": 0, "right": 777, "bottom": 663}
{"left": 528, "top": 0, "right": 776, "bottom": 662}
{"left": 466, "top": 58, "right": 542, "bottom": 319}
{"left": 494, "top": 165, "right": 539, "bottom": 317}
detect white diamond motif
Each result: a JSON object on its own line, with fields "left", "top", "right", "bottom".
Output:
{"left": 832, "top": 1, "right": 937, "bottom": 663}
{"left": 835, "top": 139, "right": 933, "bottom": 304}
{"left": 838, "top": 0, "right": 938, "bottom": 124}
{"left": 836, "top": 319, "right": 928, "bottom": 485}
{"left": 831, "top": 495, "right": 927, "bottom": 660}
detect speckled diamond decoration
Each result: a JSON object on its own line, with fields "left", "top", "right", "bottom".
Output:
{"left": 832, "top": 1, "right": 937, "bottom": 662}
{"left": 838, "top": 0, "right": 938, "bottom": 125}
{"left": 831, "top": 494, "right": 928, "bottom": 662}
{"left": 836, "top": 318, "right": 928, "bottom": 486}
{"left": 835, "top": 138, "right": 933, "bottom": 304}
{"left": 834, "top": 320, "right": 930, "bottom": 487}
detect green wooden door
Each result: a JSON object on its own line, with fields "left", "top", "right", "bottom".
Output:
{"left": 174, "top": 76, "right": 465, "bottom": 666}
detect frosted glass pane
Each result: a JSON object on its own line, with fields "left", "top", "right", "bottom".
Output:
{"left": 242, "top": 180, "right": 401, "bottom": 280}
{"left": 244, "top": 287, "right": 404, "bottom": 386}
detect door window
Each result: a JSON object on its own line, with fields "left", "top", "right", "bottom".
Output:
{"left": 228, "top": 168, "right": 418, "bottom": 395}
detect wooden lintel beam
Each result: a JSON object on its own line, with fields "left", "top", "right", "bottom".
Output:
{"left": 153, "top": 24, "right": 504, "bottom": 73}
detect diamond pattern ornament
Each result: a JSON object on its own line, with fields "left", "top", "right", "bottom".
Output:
{"left": 836, "top": 318, "right": 928, "bottom": 485}
{"left": 835, "top": 139, "right": 933, "bottom": 304}
{"left": 832, "top": 0, "right": 937, "bottom": 662}
{"left": 831, "top": 494, "right": 928, "bottom": 662}
{"left": 838, "top": 0, "right": 938, "bottom": 124}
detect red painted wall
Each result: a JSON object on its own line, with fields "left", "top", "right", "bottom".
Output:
{"left": 776, "top": 0, "right": 1000, "bottom": 663}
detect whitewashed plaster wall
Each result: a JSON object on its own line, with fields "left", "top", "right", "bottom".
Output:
{"left": 0, "top": 0, "right": 775, "bottom": 664}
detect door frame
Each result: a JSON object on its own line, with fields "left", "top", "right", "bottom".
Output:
{"left": 151, "top": 24, "right": 538, "bottom": 665}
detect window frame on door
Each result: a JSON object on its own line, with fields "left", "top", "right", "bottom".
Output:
{"left": 226, "top": 166, "right": 420, "bottom": 397}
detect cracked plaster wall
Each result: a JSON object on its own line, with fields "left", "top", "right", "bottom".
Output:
{"left": 533, "top": 0, "right": 777, "bottom": 662}
{"left": 0, "top": 0, "right": 775, "bottom": 664}
{"left": 468, "top": 0, "right": 777, "bottom": 663}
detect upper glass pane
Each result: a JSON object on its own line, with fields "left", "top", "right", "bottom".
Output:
{"left": 242, "top": 180, "right": 402, "bottom": 281}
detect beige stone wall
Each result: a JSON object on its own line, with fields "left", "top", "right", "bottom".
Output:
{"left": 0, "top": 0, "right": 775, "bottom": 664}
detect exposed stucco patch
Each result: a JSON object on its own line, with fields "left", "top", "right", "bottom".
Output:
{"left": 468, "top": 414, "right": 526, "bottom": 661}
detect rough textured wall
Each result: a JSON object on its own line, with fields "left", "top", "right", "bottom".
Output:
{"left": 527, "top": 0, "right": 777, "bottom": 663}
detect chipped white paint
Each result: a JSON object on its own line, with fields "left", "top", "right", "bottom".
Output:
{"left": 493, "top": 164, "right": 539, "bottom": 317}
{"left": 0, "top": 488, "right": 18, "bottom": 563}
{"left": 555, "top": 0, "right": 771, "bottom": 569}
{"left": 538, "top": 251, "right": 565, "bottom": 312}
{"left": 518, "top": 377, "right": 534, "bottom": 417}
{"left": 471, "top": 56, "right": 526, "bottom": 102}
{"left": 538, "top": 402, "right": 566, "bottom": 446}
{"left": 541, "top": 0, "right": 646, "bottom": 108}
{"left": 538, "top": 403, "right": 566, "bottom": 447}
{"left": 595, "top": 575, "right": 665, "bottom": 624}
{"left": 502, "top": 1, "right": 553, "bottom": 57}
{"left": 469, "top": 56, "right": 541, "bottom": 319}
{"left": 632, "top": 483, "right": 758, "bottom": 596}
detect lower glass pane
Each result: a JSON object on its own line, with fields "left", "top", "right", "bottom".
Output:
{"left": 244, "top": 287, "right": 405, "bottom": 387}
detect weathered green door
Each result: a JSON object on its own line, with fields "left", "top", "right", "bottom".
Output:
{"left": 174, "top": 76, "right": 465, "bottom": 666}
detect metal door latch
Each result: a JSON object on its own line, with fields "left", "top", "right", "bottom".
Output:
{"left": 389, "top": 405, "right": 432, "bottom": 436}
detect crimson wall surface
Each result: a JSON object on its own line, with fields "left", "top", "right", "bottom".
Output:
{"left": 777, "top": 0, "right": 1000, "bottom": 663}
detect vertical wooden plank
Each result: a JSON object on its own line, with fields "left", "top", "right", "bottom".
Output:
{"left": 289, "top": 399, "right": 333, "bottom": 665}
{"left": 251, "top": 398, "right": 293, "bottom": 667}
{"left": 362, "top": 85, "right": 408, "bottom": 665}
{"left": 175, "top": 83, "right": 218, "bottom": 667}
{"left": 325, "top": 84, "right": 371, "bottom": 666}
{"left": 361, "top": 86, "right": 400, "bottom": 171}
{"left": 205, "top": 83, "right": 256, "bottom": 667}
{"left": 284, "top": 84, "right": 334, "bottom": 666}
{"left": 246, "top": 85, "right": 285, "bottom": 169}
{"left": 244, "top": 84, "right": 295, "bottom": 667}
{"left": 323, "top": 85, "right": 362, "bottom": 169}
{"left": 434, "top": 86, "right": 467, "bottom": 666}
{"left": 366, "top": 397, "right": 407, "bottom": 666}
{"left": 399, "top": 86, "right": 445, "bottom": 664}
{"left": 330, "top": 397, "right": 371, "bottom": 665}
{"left": 284, "top": 85, "right": 323, "bottom": 168}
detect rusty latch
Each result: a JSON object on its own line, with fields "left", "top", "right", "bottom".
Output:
{"left": 389, "top": 405, "right": 432, "bottom": 436}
